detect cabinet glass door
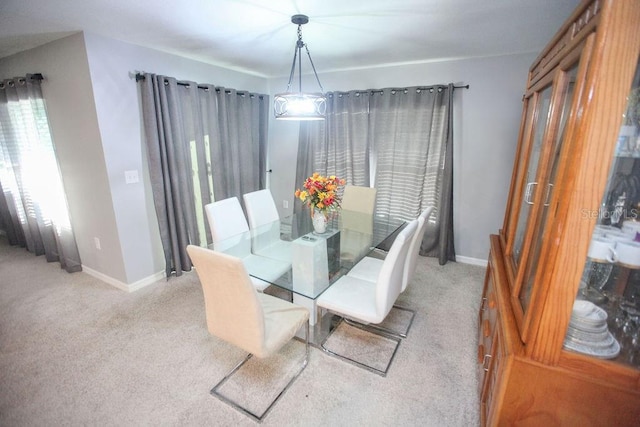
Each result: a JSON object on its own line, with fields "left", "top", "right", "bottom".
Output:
{"left": 520, "top": 63, "right": 580, "bottom": 311}
{"left": 511, "top": 85, "right": 553, "bottom": 269}
{"left": 568, "top": 58, "right": 640, "bottom": 368}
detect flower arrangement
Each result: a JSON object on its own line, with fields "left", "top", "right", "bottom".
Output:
{"left": 294, "top": 172, "right": 346, "bottom": 214}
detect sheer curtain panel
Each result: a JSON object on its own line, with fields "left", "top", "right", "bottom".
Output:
{"left": 139, "top": 73, "right": 268, "bottom": 277}
{"left": 371, "top": 85, "right": 455, "bottom": 265}
{"left": 296, "top": 84, "right": 456, "bottom": 264}
{"left": 0, "top": 74, "right": 82, "bottom": 272}
{"left": 295, "top": 91, "right": 371, "bottom": 211}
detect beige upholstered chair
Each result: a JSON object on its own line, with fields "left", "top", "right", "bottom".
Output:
{"left": 339, "top": 185, "right": 377, "bottom": 262}
{"left": 316, "top": 219, "right": 418, "bottom": 376}
{"left": 346, "top": 206, "right": 434, "bottom": 337}
{"left": 341, "top": 185, "right": 377, "bottom": 212}
{"left": 186, "top": 245, "right": 309, "bottom": 421}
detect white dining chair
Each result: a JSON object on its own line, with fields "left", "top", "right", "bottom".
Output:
{"left": 316, "top": 219, "right": 418, "bottom": 376}
{"left": 204, "top": 197, "right": 291, "bottom": 292}
{"left": 186, "top": 245, "right": 309, "bottom": 422}
{"left": 345, "top": 206, "right": 434, "bottom": 337}
{"left": 243, "top": 189, "right": 292, "bottom": 263}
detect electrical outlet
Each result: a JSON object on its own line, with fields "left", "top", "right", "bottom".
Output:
{"left": 283, "top": 200, "right": 289, "bottom": 209}
{"left": 124, "top": 170, "right": 139, "bottom": 184}
{"left": 94, "top": 237, "right": 101, "bottom": 250}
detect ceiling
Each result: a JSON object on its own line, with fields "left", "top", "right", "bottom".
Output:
{"left": 0, "top": 0, "right": 581, "bottom": 78}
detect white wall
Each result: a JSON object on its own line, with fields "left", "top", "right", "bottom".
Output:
{"left": 267, "top": 53, "right": 535, "bottom": 262}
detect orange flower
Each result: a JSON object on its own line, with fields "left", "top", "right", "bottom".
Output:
{"left": 294, "top": 173, "right": 346, "bottom": 213}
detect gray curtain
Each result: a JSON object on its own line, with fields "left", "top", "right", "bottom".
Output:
{"left": 0, "top": 75, "right": 82, "bottom": 272}
{"left": 295, "top": 84, "right": 455, "bottom": 264}
{"left": 139, "top": 74, "right": 268, "bottom": 277}
{"left": 370, "top": 84, "right": 455, "bottom": 264}
{"left": 295, "top": 90, "right": 371, "bottom": 211}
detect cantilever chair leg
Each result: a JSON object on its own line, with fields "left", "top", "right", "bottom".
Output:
{"left": 319, "top": 317, "right": 401, "bottom": 377}
{"left": 343, "top": 305, "right": 416, "bottom": 339}
{"left": 210, "top": 320, "right": 310, "bottom": 422}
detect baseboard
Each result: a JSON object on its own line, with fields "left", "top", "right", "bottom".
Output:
{"left": 82, "top": 266, "right": 166, "bottom": 292}
{"left": 127, "top": 270, "right": 167, "bottom": 292}
{"left": 455, "top": 255, "right": 488, "bottom": 267}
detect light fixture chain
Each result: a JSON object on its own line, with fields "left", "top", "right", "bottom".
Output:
{"left": 285, "top": 44, "right": 299, "bottom": 93}
{"left": 304, "top": 44, "right": 324, "bottom": 93}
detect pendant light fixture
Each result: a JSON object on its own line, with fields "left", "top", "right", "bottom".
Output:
{"left": 274, "top": 14, "right": 326, "bottom": 120}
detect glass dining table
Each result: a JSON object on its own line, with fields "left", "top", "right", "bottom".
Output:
{"left": 210, "top": 209, "right": 406, "bottom": 342}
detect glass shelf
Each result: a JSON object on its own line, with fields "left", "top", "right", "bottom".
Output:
{"left": 570, "top": 59, "right": 640, "bottom": 369}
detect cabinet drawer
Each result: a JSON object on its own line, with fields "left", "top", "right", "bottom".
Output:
{"left": 478, "top": 261, "right": 499, "bottom": 387}
{"left": 483, "top": 322, "right": 503, "bottom": 425}
{"left": 480, "top": 314, "right": 504, "bottom": 426}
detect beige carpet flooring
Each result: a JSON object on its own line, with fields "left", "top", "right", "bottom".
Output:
{"left": 0, "top": 236, "right": 485, "bottom": 426}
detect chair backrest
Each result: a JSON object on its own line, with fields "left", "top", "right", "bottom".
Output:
{"left": 243, "top": 189, "right": 282, "bottom": 252}
{"left": 186, "top": 245, "right": 266, "bottom": 355}
{"left": 341, "top": 185, "right": 376, "bottom": 214}
{"left": 375, "top": 219, "right": 418, "bottom": 319}
{"left": 243, "top": 189, "right": 280, "bottom": 229}
{"left": 340, "top": 186, "right": 377, "bottom": 234}
{"left": 204, "top": 197, "right": 251, "bottom": 256}
{"left": 402, "top": 206, "right": 434, "bottom": 292}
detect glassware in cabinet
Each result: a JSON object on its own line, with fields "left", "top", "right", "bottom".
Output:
{"left": 567, "top": 58, "right": 640, "bottom": 369}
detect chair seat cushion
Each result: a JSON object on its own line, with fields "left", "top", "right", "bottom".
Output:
{"left": 316, "top": 275, "right": 382, "bottom": 324}
{"left": 257, "top": 293, "right": 309, "bottom": 358}
{"left": 346, "top": 256, "right": 384, "bottom": 283}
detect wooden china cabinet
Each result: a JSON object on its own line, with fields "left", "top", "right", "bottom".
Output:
{"left": 478, "top": 0, "right": 640, "bottom": 425}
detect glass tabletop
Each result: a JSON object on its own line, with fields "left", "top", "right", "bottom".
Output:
{"left": 209, "top": 209, "right": 406, "bottom": 299}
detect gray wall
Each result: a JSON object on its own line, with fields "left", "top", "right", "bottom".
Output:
{"left": 267, "top": 53, "right": 535, "bottom": 263}
{"left": 0, "top": 32, "right": 269, "bottom": 287}
{"left": 81, "top": 32, "right": 269, "bottom": 286}
{"left": 0, "top": 30, "right": 533, "bottom": 285}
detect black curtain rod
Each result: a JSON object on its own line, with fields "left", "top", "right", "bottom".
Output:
{"left": 0, "top": 73, "right": 44, "bottom": 83}
{"left": 135, "top": 73, "right": 467, "bottom": 98}
{"left": 366, "top": 84, "right": 469, "bottom": 92}
{"left": 135, "top": 73, "right": 264, "bottom": 99}
{"left": 327, "top": 84, "right": 469, "bottom": 97}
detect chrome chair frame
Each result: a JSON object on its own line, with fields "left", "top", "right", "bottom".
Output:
{"left": 210, "top": 320, "right": 310, "bottom": 422}
{"left": 319, "top": 317, "right": 401, "bottom": 377}
{"left": 343, "top": 304, "right": 415, "bottom": 339}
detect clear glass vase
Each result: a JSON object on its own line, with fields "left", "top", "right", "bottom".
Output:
{"left": 312, "top": 208, "right": 328, "bottom": 234}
